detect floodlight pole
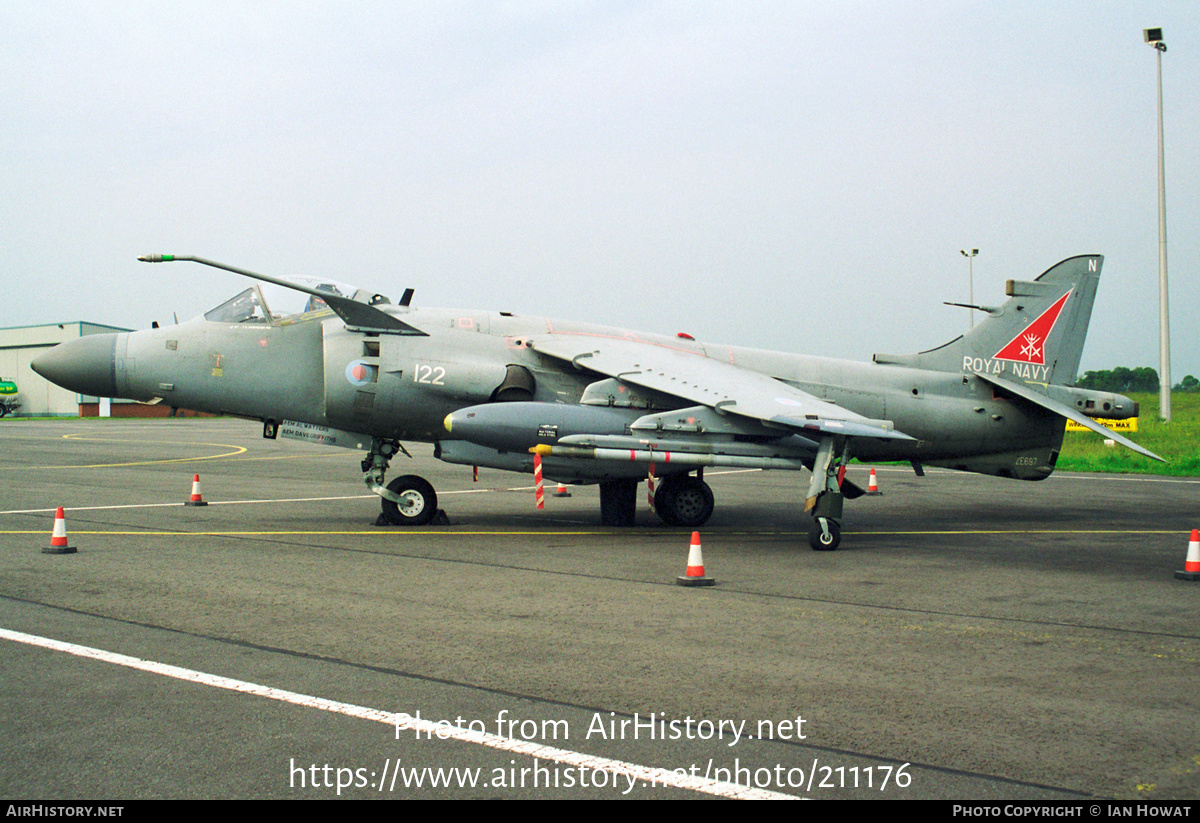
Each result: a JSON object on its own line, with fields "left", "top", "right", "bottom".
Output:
{"left": 960, "top": 248, "right": 978, "bottom": 329}
{"left": 1146, "top": 29, "right": 1171, "bottom": 421}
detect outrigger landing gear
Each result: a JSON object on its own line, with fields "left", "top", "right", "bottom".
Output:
{"left": 363, "top": 437, "right": 439, "bottom": 526}
{"left": 805, "top": 435, "right": 848, "bottom": 551}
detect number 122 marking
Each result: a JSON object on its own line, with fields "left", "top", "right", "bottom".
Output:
{"left": 414, "top": 364, "right": 446, "bottom": 385}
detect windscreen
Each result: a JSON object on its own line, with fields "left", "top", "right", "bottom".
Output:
{"left": 204, "top": 277, "right": 361, "bottom": 324}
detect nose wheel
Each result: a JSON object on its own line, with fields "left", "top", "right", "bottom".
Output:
{"left": 364, "top": 436, "right": 440, "bottom": 526}
{"left": 380, "top": 475, "right": 438, "bottom": 526}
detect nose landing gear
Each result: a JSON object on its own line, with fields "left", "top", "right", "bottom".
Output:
{"left": 364, "top": 437, "right": 440, "bottom": 526}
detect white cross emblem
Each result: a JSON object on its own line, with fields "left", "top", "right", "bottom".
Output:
{"left": 1019, "top": 333, "right": 1042, "bottom": 360}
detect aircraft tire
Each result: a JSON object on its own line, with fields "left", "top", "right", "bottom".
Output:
{"left": 381, "top": 475, "right": 438, "bottom": 526}
{"left": 809, "top": 518, "right": 841, "bottom": 551}
{"left": 655, "top": 476, "right": 714, "bottom": 528}
{"left": 653, "top": 483, "right": 678, "bottom": 526}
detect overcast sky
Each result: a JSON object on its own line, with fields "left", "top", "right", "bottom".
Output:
{"left": 4, "top": 1, "right": 1197, "bottom": 381}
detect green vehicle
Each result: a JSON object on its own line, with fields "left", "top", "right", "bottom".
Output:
{"left": 0, "top": 380, "right": 20, "bottom": 417}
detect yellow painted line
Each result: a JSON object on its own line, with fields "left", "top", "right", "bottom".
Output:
{"left": 0, "top": 433, "right": 250, "bottom": 470}
{"left": 0, "top": 528, "right": 1181, "bottom": 537}
{"left": 855, "top": 529, "right": 1183, "bottom": 536}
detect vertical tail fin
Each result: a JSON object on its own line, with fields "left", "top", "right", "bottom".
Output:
{"left": 873, "top": 255, "right": 1102, "bottom": 386}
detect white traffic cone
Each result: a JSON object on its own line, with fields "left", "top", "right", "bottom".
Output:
{"left": 185, "top": 474, "right": 208, "bottom": 507}
{"left": 867, "top": 468, "right": 881, "bottom": 495}
{"left": 1175, "top": 529, "right": 1200, "bottom": 581}
{"left": 676, "top": 531, "right": 715, "bottom": 587}
{"left": 42, "top": 507, "right": 77, "bottom": 554}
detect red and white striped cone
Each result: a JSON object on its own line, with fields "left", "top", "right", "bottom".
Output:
{"left": 676, "top": 531, "right": 715, "bottom": 587}
{"left": 185, "top": 474, "right": 207, "bottom": 507}
{"left": 533, "top": 454, "right": 545, "bottom": 509}
{"left": 867, "top": 468, "right": 881, "bottom": 495}
{"left": 553, "top": 482, "right": 571, "bottom": 498}
{"left": 1175, "top": 529, "right": 1200, "bottom": 581}
{"left": 42, "top": 507, "right": 77, "bottom": 555}
{"left": 647, "top": 462, "right": 656, "bottom": 511}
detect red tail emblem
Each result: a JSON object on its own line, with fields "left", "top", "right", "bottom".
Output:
{"left": 993, "top": 289, "right": 1072, "bottom": 365}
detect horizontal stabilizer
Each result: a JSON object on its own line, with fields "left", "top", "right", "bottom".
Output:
{"left": 974, "top": 372, "right": 1165, "bottom": 462}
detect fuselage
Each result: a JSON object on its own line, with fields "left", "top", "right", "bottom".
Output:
{"left": 37, "top": 302, "right": 1070, "bottom": 482}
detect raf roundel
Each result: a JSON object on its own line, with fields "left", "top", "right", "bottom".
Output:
{"left": 345, "top": 360, "right": 377, "bottom": 387}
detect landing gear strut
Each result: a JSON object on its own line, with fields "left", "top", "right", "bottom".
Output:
{"left": 363, "top": 437, "right": 439, "bottom": 526}
{"left": 805, "top": 435, "right": 848, "bottom": 551}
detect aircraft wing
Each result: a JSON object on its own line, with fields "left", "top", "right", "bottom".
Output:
{"left": 974, "top": 371, "right": 1165, "bottom": 462}
{"left": 529, "top": 334, "right": 913, "bottom": 441}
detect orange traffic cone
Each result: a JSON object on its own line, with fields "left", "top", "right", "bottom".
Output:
{"left": 1175, "top": 529, "right": 1200, "bottom": 581}
{"left": 553, "top": 482, "right": 571, "bottom": 497}
{"left": 676, "top": 531, "right": 715, "bottom": 587}
{"left": 42, "top": 507, "right": 77, "bottom": 554}
{"left": 867, "top": 468, "right": 881, "bottom": 495}
{"left": 185, "top": 474, "right": 208, "bottom": 507}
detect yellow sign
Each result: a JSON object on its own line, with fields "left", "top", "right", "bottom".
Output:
{"left": 1065, "top": 417, "right": 1138, "bottom": 433}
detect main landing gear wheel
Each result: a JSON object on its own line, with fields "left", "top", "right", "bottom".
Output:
{"left": 654, "top": 475, "right": 715, "bottom": 528}
{"left": 381, "top": 475, "right": 437, "bottom": 526}
{"left": 809, "top": 517, "right": 841, "bottom": 551}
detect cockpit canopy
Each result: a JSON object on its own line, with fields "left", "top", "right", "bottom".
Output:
{"left": 204, "top": 277, "right": 365, "bottom": 325}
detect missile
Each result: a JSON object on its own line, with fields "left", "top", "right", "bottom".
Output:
{"left": 529, "top": 443, "right": 810, "bottom": 471}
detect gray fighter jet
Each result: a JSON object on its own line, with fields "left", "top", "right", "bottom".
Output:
{"left": 32, "top": 254, "right": 1161, "bottom": 550}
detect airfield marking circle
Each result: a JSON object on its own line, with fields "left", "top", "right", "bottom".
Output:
{"left": 5, "top": 434, "right": 252, "bottom": 470}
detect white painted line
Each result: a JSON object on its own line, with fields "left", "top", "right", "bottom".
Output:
{"left": 1048, "top": 473, "right": 1200, "bottom": 485}
{"left": 0, "top": 489, "right": 529, "bottom": 515}
{"left": 0, "top": 468, "right": 773, "bottom": 515}
{"left": 0, "top": 496, "right": 374, "bottom": 515}
{"left": 6, "top": 466, "right": 1187, "bottom": 517}
{"left": 866, "top": 465, "right": 1200, "bottom": 485}
{"left": 0, "top": 627, "right": 797, "bottom": 800}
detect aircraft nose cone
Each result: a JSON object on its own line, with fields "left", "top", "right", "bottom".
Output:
{"left": 31, "top": 334, "right": 119, "bottom": 398}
